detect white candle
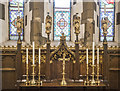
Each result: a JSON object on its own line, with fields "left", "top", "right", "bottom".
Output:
{"left": 39, "top": 48, "right": 41, "bottom": 64}
{"left": 92, "top": 42, "right": 95, "bottom": 65}
{"left": 86, "top": 48, "right": 88, "bottom": 64}
{"left": 33, "top": 42, "right": 35, "bottom": 65}
{"left": 18, "top": 2, "right": 20, "bottom": 12}
{"left": 48, "top": 2, "right": 49, "bottom": 13}
{"left": 104, "top": 4, "right": 106, "bottom": 15}
{"left": 97, "top": 48, "right": 99, "bottom": 65}
{"left": 26, "top": 48, "right": 28, "bottom": 64}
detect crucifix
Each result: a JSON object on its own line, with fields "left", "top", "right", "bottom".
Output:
{"left": 58, "top": 53, "right": 70, "bottom": 86}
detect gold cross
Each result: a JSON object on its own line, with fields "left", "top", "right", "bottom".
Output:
{"left": 59, "top": 53, "right": 70, "bottom": 63}
{"left": 58, "top": 53, "right": 70, "bottom": 85}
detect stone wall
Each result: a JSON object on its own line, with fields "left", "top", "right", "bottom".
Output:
{"left": 0, "top": 1, "right": 8, "bottom": 44}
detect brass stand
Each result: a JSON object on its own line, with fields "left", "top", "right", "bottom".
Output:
{"left": 61, "top": 60, "right": 67, "bottom": 86}
{"left": 37, "top": 64, "right": 42, "bottom": 86}
{"left": 96, "top": 64, "right": 100, "bottom": 85}
{"left": 90, "top": 65, "right": 96, "bottom": 85}
{"left": 84, "top": 64, "right": 89, "bottom": 85}
{"left": 30, "top": 64, "right": 36, "bottom": 85}
{"left": 25, "top": 64, "right": 29, "bottom": 85}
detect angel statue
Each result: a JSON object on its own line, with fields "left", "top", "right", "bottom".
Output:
{"left": 101, "top": 17, "right": 109, "bottom": 35}
{"left": 17, "top": 16, "right": 23, "bottom": 34}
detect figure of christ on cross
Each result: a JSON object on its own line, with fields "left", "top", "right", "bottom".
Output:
{"left": 58, "top": 53, "right": 70, "bottom": 86}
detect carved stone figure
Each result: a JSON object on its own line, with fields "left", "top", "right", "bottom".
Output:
{"left": 17, "top": 16, "right": 23, "bottom": 33}
{"left": 101, "top": 17, "right": 108, "bottom": 34}
{"left": 73, "top": 13, "right": 80, "bottom": 34}
{"left": 45, "top": 12, "right": 52, "bottom": 34}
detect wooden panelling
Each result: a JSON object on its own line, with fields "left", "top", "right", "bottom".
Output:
{"left": 1, "top": 55, "right": 16, "bottom": 89}
{"left": 109, "top": 54, "right": 120, "bottom": 89}
{"left": 2, "top": 71, "right": 16, "bottom": 89}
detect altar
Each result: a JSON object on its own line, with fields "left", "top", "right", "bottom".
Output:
{"left": 19, "top": 83, "right": 107, "bottom": 91}
{"left": 14, "top": 11, "right": 110, "bottom": 91}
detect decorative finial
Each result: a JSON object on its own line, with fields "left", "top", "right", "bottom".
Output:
{"left": 47, "top": 12, "right": 49, "bottom": 15}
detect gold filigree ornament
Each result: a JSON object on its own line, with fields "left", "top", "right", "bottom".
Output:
{"left": 41, "top": 55, "right": 46, "bottom": 63}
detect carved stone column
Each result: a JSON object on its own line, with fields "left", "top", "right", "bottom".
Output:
{"left": 81, "top": 1, "right": 96, "bottom": 46}
{"left": 73, "top": 13, "right": 80, "bottom": 80}
{"left": 101, "top": 17, "right": 109, "bottom": 84}
{"left": 16, "top": 41, "right": 22, "bottom": 87}
{"left": 30, "top": 1, "right": 46, "bottom": 46}
{"left": 85, "top": 20, "right": 95, "bottom": 46}
{"left": 15, "top": 14, "right": 23, "bottom": 87}
{"left": 45, "top": 12, "right": 52, "bottom": 80}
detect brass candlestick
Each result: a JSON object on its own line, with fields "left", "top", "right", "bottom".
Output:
{"left": 84, "top": 64, "right": 89, "bottom": 85}
{"left": 30, "top": 64, "right": 36, "bottom": 85}
{"left": 96, "top": 64, "right": 100, "bottom": 85}
{"left": 90, "top": 65, "right": 96, "bottom": 85}
{"left": 37, "top": 64, "right": 42, "bottom": 86}
{"left": 25, "top": 64, "right": 29, "bottom": 85}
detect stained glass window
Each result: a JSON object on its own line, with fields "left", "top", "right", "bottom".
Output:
{"left": 54, "top": 0, "right": 71, "bottom": 41}
{"left": 99, "top": 0, "right": 115, "bottom": 41}
{"left": 9, "top": 0, "right": 24, "bottom": 40}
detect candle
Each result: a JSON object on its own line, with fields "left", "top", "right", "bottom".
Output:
{"left": 92, "top": 42, "right": 95, "bottom": 65}
{"left": 39, "top": 48, "right": 41, "bottom": 64}
{"left": 26, "top": 48, "right": 28, "bottom": 64}
{"left": 97, "top": 48, "right": 99, "bottom": 65}
{"left": 86, "top": 48, "right": 88, "bottom": 64}
{"left": 104, "top": 4, "right": 106, "bottom": 15}
{"left": 33, "top": 42, "right": 35, "bottom": 65}
{"left": 18, "top": 2, "right": 20, "bottom": 12}
{"left": 47, "top": 2, "right": 49, "bottom": 12}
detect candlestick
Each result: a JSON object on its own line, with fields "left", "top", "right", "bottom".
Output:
{"left": 97, "top": 48, "right": 99, "bottom": 65}
{"left": 31, "top": 64, "right": 36, "bottom": 85}
{"left": 30, "top": 42, "right": 36, "bottom": 85}
{"left": 26, "top": 48, "right": 28, "bottom": 64}
{"left": 90, "top": 42, "right": 96, "bottom": 85}
{"left": 33, "top": 42, "right": 35, "bottom": 65}
{"left": 26, "top": 48, "right": 29, "bottom": 85}
{"left": 96, "top": 48, "right": 100, "bottom": 85}
{"left": 84, "top": 48, "right": 89, "bottom": 85}
{"left": 92, "top": 42, "right": 95, "bottom": 65}
{"left": 37, "top": 64, "right": 41, "bottom": 86}
{"left": 38, "top": 48, "right": 42, "bottom": 86}
{"left": 86, "top": 48, "right": 88, "bottom": 64}
{"left": 39, "top": 48, "right": 41, "bottom": 64}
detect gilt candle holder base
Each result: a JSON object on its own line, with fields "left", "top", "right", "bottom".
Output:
{"left": 37, "top": 81, "right": 42, "bottom": 86}
{"left": 84, "top": 80, "right": 89, "bottom": 86}
{"left": 30, "top": 79, "right": 36, "bottom": 85}
{"left": 90, "top": 65, "right": 96, "bottom": 86}
{"left": 30, "top": 64, "right": 36, "bottom": 85}
{"left": 25, "top": 81, "right": 30, "bottom": 86}
{"left": 96, "top": 80, "right": 100, "bottom": 86}
{"left": 61, "top": 79, "right": 67, "bottom": 86}
{"left": 90, "top": 80, "right": 96, "bottom": 86}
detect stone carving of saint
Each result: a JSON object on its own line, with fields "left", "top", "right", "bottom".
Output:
{"left": 101, "top": 17, "right": 108, "bottom": 34}
{"left": 17, "top": 16, "right": 23, "bottom": 33}
{"left": 45, "top": 13, "right": 52, "bottom": 34}
{"left": 73, "top": 13, "right": 80, "bottom": 34}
